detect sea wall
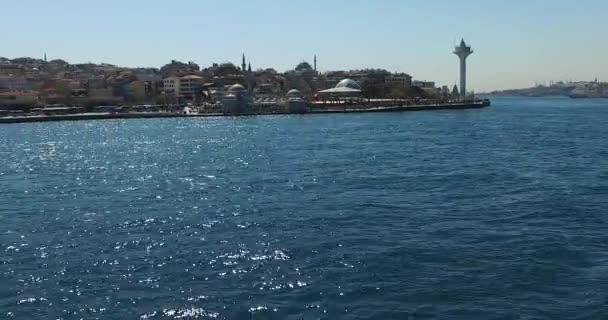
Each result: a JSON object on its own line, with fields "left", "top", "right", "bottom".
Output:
{"left": 0, "top": 101, "right": 490, "bottom": 124}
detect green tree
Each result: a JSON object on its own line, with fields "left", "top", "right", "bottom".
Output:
{"left": 286, "top": 74, "right": 312, "bottom": 94}
{"left": 386, "top": 85, "right": 408, "bottom": 99}
{"left": 160, "top": 60, "right": 200, "bottom": 77}
{"left": 214, "top": 63, "right": 240, "bottom": 76}
{"left": 361, "top": 80, "right": 385, "bottom": 98}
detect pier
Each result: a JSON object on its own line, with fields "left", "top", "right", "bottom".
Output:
{"left": 0, "top": 100, "right": 490, "bottom": 124}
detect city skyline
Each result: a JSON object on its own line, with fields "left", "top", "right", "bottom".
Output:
{"left": 3, "top": 0, "right": 607, "bottom": 92}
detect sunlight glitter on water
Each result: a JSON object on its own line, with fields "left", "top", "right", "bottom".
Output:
{"left": 2, "top": 101, "right": 608, "bottom": 319}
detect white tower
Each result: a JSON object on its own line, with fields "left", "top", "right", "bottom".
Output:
{"left": 453, "top": 39, "right": 473, "bottom": 101}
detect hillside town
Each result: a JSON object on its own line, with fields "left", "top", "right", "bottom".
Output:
{"left": 0, "top": 53, "right": 462, "bottom": 115}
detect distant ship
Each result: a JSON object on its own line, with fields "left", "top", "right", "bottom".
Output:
{"left": 569, "top": 87, "right": 589, "bottom": 99}
{"left": 568, "top": 84, "right": 607, "bottom": 99}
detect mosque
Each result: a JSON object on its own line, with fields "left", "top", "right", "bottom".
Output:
{"left": 284, "top": 89, "right": 308, "bottom": 113}
{"left": 222, "top": 83, "right": 251, "bottom": 114}
{"left": 222, "top": 53, "right": 254, "bottom": 114}
{"left": 222, "top": 53, "right": 312, "bottom": 114}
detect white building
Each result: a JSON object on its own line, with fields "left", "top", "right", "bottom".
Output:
{"left": 179, "top": 75, "right": 203, "bottom": 98}
{"left": 163, "top": 75, "right": 203, "bottom": 99}
{"left": 163, "top": 76, "right": 179, "bottom": 96}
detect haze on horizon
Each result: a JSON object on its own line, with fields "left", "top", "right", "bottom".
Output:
{"left": 3, "top": 0, "right": 607, "bottom": 92}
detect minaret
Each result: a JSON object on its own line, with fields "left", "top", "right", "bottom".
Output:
{"left": 453, "top": 39, "right": 473, "bottom": 101}
{"left": 314, "top": 55, "right": 317, "bottom": 73}
{"left": 247, "top": 62, "right": 253, "bottom": 95}
{"left": 241, "top": 53, "right": 246, "bottom": 73}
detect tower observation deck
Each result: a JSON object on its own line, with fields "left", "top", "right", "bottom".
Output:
{"left": 453, "top": 39, "right": 473, "bottom": 100}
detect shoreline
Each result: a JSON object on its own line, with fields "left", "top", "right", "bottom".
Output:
{"left": 0, "top": 101, "right": 489, "bottom": 124}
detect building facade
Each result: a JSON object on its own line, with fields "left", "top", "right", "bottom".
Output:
{"left": 163, "top": 75, "right": 203, "bottom": 100}
{"left": 412, "top": 80, "right": 435, "bottom": 88}
{"left": 163, "top": 76, "right": 179, "bottom": 96}
{"left": 178, "top": 75, "right": 203, "bottom": 98}
{"left": 0, "top": 90, "right": 39, "bottom": 107}
{"left": 385, "top": 73, "right": 412, "bottom": 87}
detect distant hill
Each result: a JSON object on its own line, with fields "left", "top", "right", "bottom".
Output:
{"left": 488, "top": 84, "right": 575, "bottom": 97}
{"left": 488, "top": 81, "right": 608, "bottom": 98}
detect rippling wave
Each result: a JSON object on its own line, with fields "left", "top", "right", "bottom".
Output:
{"left": 1, "top": 97, "right": 608, "bottom": 319}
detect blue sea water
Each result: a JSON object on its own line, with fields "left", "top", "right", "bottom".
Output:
{"left": 1, "top": 97, "right": 608, "bottom": 319}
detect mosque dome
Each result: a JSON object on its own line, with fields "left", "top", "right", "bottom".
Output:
{"left": 336, "top": 79, "right": 361, "bottom": 90}
{"left": 286, "top": 89, "right": 302, "bottom": 97}
{"left": 228, "top": 83, "right": 246, "bottom": 93}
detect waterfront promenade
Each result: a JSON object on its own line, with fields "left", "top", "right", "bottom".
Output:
{"left": 0, "top": 100, "right": 490, "bottom": 124}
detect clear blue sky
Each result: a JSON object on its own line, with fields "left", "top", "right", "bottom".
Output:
{"left": 3, "top": 0, "right": 607, "bottom": 91}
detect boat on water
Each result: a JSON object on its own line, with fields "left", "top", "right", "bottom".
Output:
{"left": 569, "top": 87, "right": 589, "bottom": 99}
{"left": 568, "top": 82, "right": 607, "bottom": 99}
